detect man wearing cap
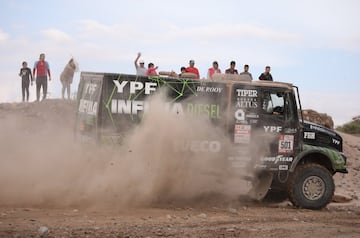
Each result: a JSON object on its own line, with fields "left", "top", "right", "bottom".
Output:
{"left": 134, "top": 52, "right": 147, "bottom": 76}
{"left": 185, "top": 59, "right": 200, "bottom": 79}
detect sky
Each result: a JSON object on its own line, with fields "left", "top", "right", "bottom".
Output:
{"left": 0, "top": 0, "right": 359, "bottom": 126}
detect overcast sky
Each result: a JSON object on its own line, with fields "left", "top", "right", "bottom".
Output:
{"left": 0, "top": 0, "right": 359, "bottom": 125}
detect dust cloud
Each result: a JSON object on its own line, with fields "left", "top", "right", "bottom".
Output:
{"left": 0, "top": 96, "right": 250, "bottom": 209}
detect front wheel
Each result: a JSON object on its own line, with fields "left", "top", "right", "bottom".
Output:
{"left": 287, "top": 163, "right": 334, "bottom": 210}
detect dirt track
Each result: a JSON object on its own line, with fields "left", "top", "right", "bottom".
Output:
{"left": 0, "top": 99, "right": 359, "bottom": 237}
{"left": 1, "top": 203, "right": 360, "bottom": 237}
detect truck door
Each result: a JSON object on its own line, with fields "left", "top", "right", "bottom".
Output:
{"left": 253, "top": 88, "right": 300, "bottom": 171}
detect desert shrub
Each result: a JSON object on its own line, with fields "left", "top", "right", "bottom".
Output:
{"left": 337, "top": 120, "right": 360, "bottom": 134}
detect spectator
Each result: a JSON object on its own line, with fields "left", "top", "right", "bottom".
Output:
{"left": 225, "top": 61, "right": 238, "bottom": 74}
{"left": 179, "top": 66, "right": 186, "bottom": 77}
{"left": 134, "top": 52, "right": 147, "bottom": 76}
{"left": 207, "top": 61, "right": 221, "bottom": 79}
{"left": 60, "top": 58, "right": 77, "bottom": 100}
{"left": 240, "top": 64, "right": 253, "bottom": 80}
{"left": 146, "top": 63, "right": 158, "bottom": 76}
{"left": 259, "top": 66, "right": 273, "bottom": 81}
{"left": 19, "top": 61, "right": 33, "bottom": 102}
{"left": 33, "top": 53, "right": 51, "bottom": 101}
{"left": 185, "top": 59, "right": 200, "bottom": 79}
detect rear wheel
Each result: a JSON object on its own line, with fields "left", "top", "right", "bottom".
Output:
{"left": 287, "top": 163, "right": 334, "bottom": 210}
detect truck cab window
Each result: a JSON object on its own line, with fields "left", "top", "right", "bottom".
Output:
{"left": 262, "top": 91, "right": 285, "bottom": 116}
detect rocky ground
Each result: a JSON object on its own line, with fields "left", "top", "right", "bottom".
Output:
{"left": 0, "top": 99, "right": 359, "bottom": 238}
{"left": 1, "top": 204, "right": 360, "bottom": 238}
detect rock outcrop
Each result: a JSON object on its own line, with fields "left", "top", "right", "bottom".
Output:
{"left": 301, "top": 109, "right": 334, "bottom": 129}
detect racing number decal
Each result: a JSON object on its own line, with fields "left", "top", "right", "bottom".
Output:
{"left": 278, "top": 135, "right": 294, "bottom": 154}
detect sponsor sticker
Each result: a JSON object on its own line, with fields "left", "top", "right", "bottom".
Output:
{"left": 332, "top": 138, "right": 340, "bottom": 145}
{"left": 234, "top": 109, "right": 246, "bottom": 122}
{"left": 235, "top": 89, "right": 258, "bottom": 109}
{"left": 279, "top": 165, "right": 289, "bottom": 170}
{"left": 234, "top": 124, "right": 251, "bottom": 144}
{"left": 261, "top": 156, "right": 293, "bottom": 164}
{"left": 304, "top": 131, "right": 315, "bottom": 139}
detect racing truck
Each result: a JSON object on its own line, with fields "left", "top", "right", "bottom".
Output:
{"left": 75, "top": 72, "right": 347, "bottom": 210}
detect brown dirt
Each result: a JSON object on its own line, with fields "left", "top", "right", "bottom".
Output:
{"left": 0, "top": 99, "right": 359, "bottom": 238}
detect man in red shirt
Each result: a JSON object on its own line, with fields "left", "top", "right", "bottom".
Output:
{"left": 33, "top": 53, "right": 51, "bottom": 101}
{"left": 207, "top": 61, "right": 221, "bottom": 79}
{"left": 185, "top": 59, "right": 200, "bottom": 79}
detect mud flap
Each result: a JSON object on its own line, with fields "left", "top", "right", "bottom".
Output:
{"left": 247, "top": 172, "right": 273, "bottom": 201}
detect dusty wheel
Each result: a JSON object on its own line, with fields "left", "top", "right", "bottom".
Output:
{"left": 287, "top": 163, "right": 334, "bottom": 210}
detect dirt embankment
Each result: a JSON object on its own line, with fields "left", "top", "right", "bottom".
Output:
{"left": 0, "top": 99, "right": 359, "bottom": 237}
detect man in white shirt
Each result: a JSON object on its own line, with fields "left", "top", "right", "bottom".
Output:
{"left": 134, "top": 52, "right": 147, "bottom": 76}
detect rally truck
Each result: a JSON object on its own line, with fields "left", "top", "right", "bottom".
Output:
{"left": 75, "top": 72, "right": 347, "bottom": 210}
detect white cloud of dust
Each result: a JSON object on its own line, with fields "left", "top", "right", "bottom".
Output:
{"left": 0, "top": 95, "right": 250, "bottom": 209}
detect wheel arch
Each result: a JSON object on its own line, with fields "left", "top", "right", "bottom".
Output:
{"left": 290, "top": 150, "right": 335, "bottom": 174}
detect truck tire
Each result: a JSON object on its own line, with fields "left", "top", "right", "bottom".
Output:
{"left": 287, "top": 163, "right": 334, "bottom": 210}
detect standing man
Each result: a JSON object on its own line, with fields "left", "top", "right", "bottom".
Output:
{"left": 259, "top": 66, "right": 273, "bottom": 81}
{"left": 240, "top": 64, "right": 253, "bottom": 80}
{"left": 185, "top": 59, "right": 200, "bottom": 79}
{"left": 19, "top": 61, "right": 33, "bottom": 102}
{"left": 225, "top": 61, "right": 238, "bottom": 74}
{"left": 33, "top": 53, "right": 51, "bottom": 101}
{"left": 134, "top": 52, "right": 147, "bottom": 76}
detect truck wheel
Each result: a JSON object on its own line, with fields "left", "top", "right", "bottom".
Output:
{"left": 287, "top": 163, "right": 334, "bottom": 210}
